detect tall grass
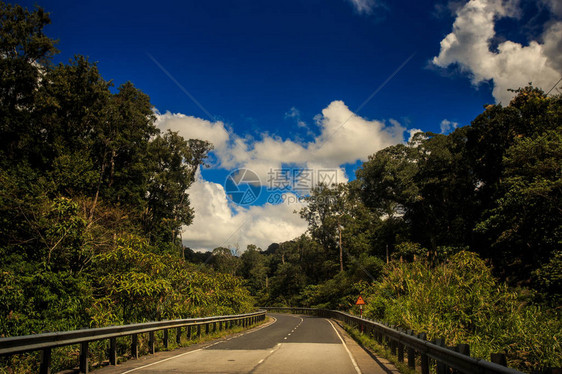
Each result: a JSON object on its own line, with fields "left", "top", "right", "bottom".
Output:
{"left": 361, "top": 251, "right": 561, "bottom": 372}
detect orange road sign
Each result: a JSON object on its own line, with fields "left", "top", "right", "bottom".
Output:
{"left": 355, "top": 295, "right": 366, "bottom": 305}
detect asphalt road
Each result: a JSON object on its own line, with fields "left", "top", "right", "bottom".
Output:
{"left": 98, "top": 313, "right": 397, "bottom": 374}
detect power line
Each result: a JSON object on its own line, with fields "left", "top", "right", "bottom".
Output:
{"left": 546, "top": 77, "right": 562, "bottom": 96}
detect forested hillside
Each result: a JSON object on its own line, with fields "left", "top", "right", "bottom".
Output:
{"left": 0, "top": 1, "right": 254, "bottom": 347}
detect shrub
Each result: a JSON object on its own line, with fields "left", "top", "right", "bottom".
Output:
{"left": 361, "top": 251, "right": 562, "bottom": 372}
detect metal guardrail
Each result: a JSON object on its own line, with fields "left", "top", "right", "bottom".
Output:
{"left": 264, "top": 307, "right": 526, "bottom": 374}
{"left": 0, "top": 310, "right": 266, "bottom": 373}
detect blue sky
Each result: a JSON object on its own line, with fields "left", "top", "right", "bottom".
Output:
{"left": 23, "top": 0, "right": 562, "bottom": 250}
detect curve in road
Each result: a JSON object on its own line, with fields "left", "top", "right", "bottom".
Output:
{"left": 98, "top": 313, "right": 396, "bottom": 374}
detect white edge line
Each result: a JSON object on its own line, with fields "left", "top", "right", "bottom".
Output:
{"left": 328, "top": 319, "right": 362, "bottom": 374}
{"left": 120, "top": 347, "right": 206, "bottom": 374}
{"left": 120, "top": 316, "right": 278, "bottom": 373}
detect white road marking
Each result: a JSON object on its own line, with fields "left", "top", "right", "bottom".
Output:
{"left": 327, "top": 319, "right": 362, "bottom": 374}
{"left": 120, "top": 316, "right": 278, "bottom": 373}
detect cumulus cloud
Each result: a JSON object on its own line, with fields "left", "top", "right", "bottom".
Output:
{"left": 181, "top": 173, "right": 308, "bottom": 251}
{"left": 156, "top": 100, "right": 409, "bottom": 251}
{"left": 440, "top": 119, "right": 459, "bottom": 133}
{"left": 432, "top": 0, "right": 562, "bottom": 104}
{"left": 156, "top": 100, "right": 405, "bottom": 183}
{"left": 155, "top": 110, "right": 230, "bottom": 153}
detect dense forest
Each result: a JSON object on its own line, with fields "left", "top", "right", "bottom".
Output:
{"left": 1, "top": 2, "right": 561, "bottom": 373}
{"left": 0, "top": 0, "right": 254, "bottom": 347}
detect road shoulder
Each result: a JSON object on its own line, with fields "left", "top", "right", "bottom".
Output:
{"left": 331, "top": 319, "right": 400, "bottom": 374}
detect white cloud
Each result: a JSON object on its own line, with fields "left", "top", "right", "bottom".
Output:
{"left": 440, "top": 119, "right": 459, "bottom": 133}
{"left": 407, "top": 128, "right": 424, "bottom": 143}
{"left": 346, "top": 0, "right": 385, "bottom": 15}
{"left": 155, "top": 110, "right": 230, "bottom": 153}
{"left": 181, "top": 173, "right": 308, "bottom": 251}
{"left": 156, "top": 100, "right": 409, "bottom": 251}
{"left": 432, "top": 0, "right": 562, "bottom": 104}
{"left": 156, "top": 100, "right": 405, "bottom": 183}
{"left": 285, "top": 106, "right": 307, "bottom": 128}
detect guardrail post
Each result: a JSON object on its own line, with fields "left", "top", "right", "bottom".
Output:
{"left": 219, "top": 321, "right": 223, "bottom": 331}
{"left": 149, "top": 331, "right": 155, "bottom": 354}
{"left": 79, "top": 342, "right": 89, "bottom": 373}
{"left": 109, "top": 337, "right": 117, "bottom": 365}
{"left": 187, "top": 325, "right": 192, "bottom": 340}
{"left": 452, "top": 344, "right": 470, "bottom": 374}
{"left": 163, "top": 329, "right": 169, "bottom": 349}
{"left": 491, "top": 353, "right": 507, "bottom": 367}
{"left": 406, "top": 330, "right": 415, "bottom": 369}
{"left": 418, "top": 333, "right": 429, "bottom": 374}
{"left": 457, "top": 343, "right": 470, "bottom": 356}
{"left": 435, "top": 338, "right": 448, "bottom": 374}
{"left": 197, "top": 324, "right": 201, "bottom": 339}
{"left": 131, "top": 333, "right": 139, "bottom": 359}
{"left": 213, "top": 322, "right": 217, "bottom": 332}
{"left": 176, "top": 327, "right": 182, "bottom": 344}
{"left": 39, "top": 348, "right": 51, "bottom": 374}
{"left": 205, "top": 323, "right": 210, "bottom": 335}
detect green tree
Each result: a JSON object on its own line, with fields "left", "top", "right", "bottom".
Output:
{"left": 239, "top": 244, "right": 269, "bottom": 294}
{"left": 0, "top": 2, "right": 58, "bottom": 164}
{"left": 476, "top": 129, "right": 562, "bottom": 280}
{"left": 144, "top": 131, "right": 211, "bottom": 249}
{"left": 210, "top": 246, "right": 241, "bottom": 275}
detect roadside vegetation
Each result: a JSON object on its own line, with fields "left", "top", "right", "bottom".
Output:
{"left": 0, "top": 2, "right": 254, "bottom": 372}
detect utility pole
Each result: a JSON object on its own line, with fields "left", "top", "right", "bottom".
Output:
{"left": 386, "top": 244, "right": 389, "bottom": 264}
{"left": 338, "top": 219, "right": 343, "bottom": 272}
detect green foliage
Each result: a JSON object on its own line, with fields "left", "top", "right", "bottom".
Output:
{"left": 533, "top": 251, "right": 562, "bottom": 305}
{"left": 92, "top": 236, "right": 254, "bottom": 325}
{"left": 0, "top": 3, "right": 239, "bottom": 372}
{"left": 361, "top": 251, "right": 562, "bottom": 372}
{"left": 476, "top": 129, "right": 562, "bottom": 280}
{"left": 354, "top": 85, "right": 562, "bottom": 296}
{"left": 210, "top": 246, "right": 241, "bottom": 275}
{"left": 299, "top": 271, "right": 365, "bottom": 310}
{"left": 240, "top": 245, "right": 269, "bottom": 294}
